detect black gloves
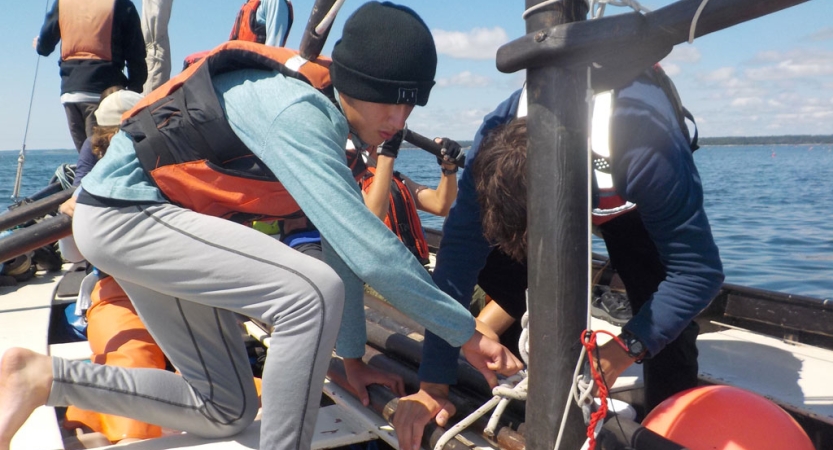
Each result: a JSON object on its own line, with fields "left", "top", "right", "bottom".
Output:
{"left": 378, "top": 129, "right": 405, "bottom": 159}
{"left": 437, "top": 138, "right": 464, "bottom": 174}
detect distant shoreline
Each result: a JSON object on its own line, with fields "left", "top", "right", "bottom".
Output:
{"left": 697, "top": 135, "right": 833, "bottom": 146}
{"left": 4, "top": 134, "right": 833, "bottom": 153}
{"left": 400, "top": 134, "right": 833, "bottom": 149}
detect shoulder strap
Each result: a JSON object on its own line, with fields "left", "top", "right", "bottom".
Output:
{"left": 650, "top": 64, "right": 699, "bottom": 152}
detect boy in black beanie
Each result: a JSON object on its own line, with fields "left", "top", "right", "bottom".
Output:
{"left": 0, "top": 3, "right": 522, "bottom": 450}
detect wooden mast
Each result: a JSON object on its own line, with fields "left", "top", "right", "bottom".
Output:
{"left": 522, "top": 1, "right": 589, "bottom": 449}
{"left": 504, "top": 1, "right": 812, "bottom": 449}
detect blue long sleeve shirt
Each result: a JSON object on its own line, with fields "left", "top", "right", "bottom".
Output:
{"left": 80, "top": 68, "right": 476, "bottom": 358}
{"left": 421, "top": 77, "right": 723, "bottom": 385}
{"left": 255, "top": 0, "right": 292, "bottom": 47}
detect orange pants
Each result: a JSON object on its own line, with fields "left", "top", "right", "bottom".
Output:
{"left": 64, "top": 276, "right": 166, "bottom": 442}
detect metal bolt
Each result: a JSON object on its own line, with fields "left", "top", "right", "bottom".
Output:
{"left": 535, "top": 31, "right": 547, "bottom": 42}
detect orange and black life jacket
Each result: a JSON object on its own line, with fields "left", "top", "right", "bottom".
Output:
{"left": 229, "top": 0, "right": 266, "bottom": 44}
{"left": 360, "top": 166, "right": 431, "bottom": 265}
{"left": 120, "top": 40, "right": 334, "bottom": 224}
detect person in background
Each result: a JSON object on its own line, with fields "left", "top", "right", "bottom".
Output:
{"left": 182, "top": 0, "right": 292, "bottom": 72}
{"left": 0, "top": 4, "right": 521, "bottom": 449}
{"left": 141, "top": 0, "right": 174, "bottom": 94}
{"left": 392, "top": 68, "right": 724, "bottom": 449}
{"left": 230, "top": 0, "right": 293, "bottom": 47}
{"left": 349, "top": 130, "right": 464, "bottom": 265}
{"left": 68, "top": 86, "right": 125, "bottom": 186}
{"left": 35, "top": 0, "right": 146, "bottom": 153}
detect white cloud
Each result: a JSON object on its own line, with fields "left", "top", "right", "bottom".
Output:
{"left": 746, "top": 50, "right": 833, "bottom": 81}
{"left": 436, "top": 71, "right": 491, "bottom": 88}
{"left": 730, "top": 97, "right": 763, "bottom": 107}
{"left": 702, "top": 67, "right": 735, "bottom": 82}
{"left": 660, "top": 63, "right": 681, "bottom": 76}
{"left": 432, "top": 27, "right": 509, "bottom": 60}
{"left": 409, "top": 106, "right": 493, "bottom": 140}
{"left": 806, "top": 27, "right": 833, "bottom": 42}
{"left": 664, "top": 46, "right": 702, "bottom": 64}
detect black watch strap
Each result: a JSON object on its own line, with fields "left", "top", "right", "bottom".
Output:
{"left": 441, "top": 167, "right": 458, "bottom": 175}
{"left": 620, "top": 331, "right": 647, "bottom": 361}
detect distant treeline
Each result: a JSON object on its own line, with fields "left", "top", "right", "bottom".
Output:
{"left": 699, "top": 135, "right": 833, "bottom": 146}
{"left": 401, "top": 141, "right": 474, "bottom": 149}
{"left": 402, "top": 135, "right": 833, "bottom": 149}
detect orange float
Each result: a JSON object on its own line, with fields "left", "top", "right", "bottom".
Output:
{"left": 642, "top": 385, "right": 814, "bottom": 450}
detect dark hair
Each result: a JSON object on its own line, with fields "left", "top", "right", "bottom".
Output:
{"left": 91, "top": 126, "right": 119, "bottom": 159}
{"left": 90, "top": 86, "right": 126, "bottom": 159}
{"left": 472, "top": 117, "right": 528, "bottom": 262}
{"left": 100, "top": 85, "right": 124, "bottom": 100}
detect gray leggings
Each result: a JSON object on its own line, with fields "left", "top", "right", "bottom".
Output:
{"left": 58, "top": 202, "right": 344, "bottom": 449}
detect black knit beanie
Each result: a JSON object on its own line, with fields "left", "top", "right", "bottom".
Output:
{"left": 330, "top": 2, "right": 436, "bottom": 106}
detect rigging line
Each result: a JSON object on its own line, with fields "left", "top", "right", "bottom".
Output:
{"left": 13, "top": 0, "right": 51, "bottom": 202}
{"left": 523, "top": 0, "right": 591, "bottom": 20}
{"left": 313, "top": 0, "right": 346, "bottom": 36}
{"left": 689, "top": 0, "right": 712, "bottom": 43}
{"left": 589, "top": 0, "right": 651, "bottom": 19}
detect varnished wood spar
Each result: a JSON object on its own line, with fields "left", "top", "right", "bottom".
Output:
{"left": 0, "top": 187, "right": 74, "bottom": 231}
{"left": 328, "top": 352, "right": 527, "bottom": 450}
{"left": 403, "top": 129, "right": 467, "bottom": 168}
{"left": 298, "top": 0, "right": 339, "bottom": 61}
{"left": 0, "top": 214, "right": 71, "bottom": 262}
{"left": 523, "top": 0, "right": 590, "bottom": 449}
{"left": 498, "top": 0, "right": 811, "bottom": 90}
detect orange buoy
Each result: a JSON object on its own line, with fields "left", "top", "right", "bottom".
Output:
{"left": 642, "top": 385, "right": 814, "bottom": 450}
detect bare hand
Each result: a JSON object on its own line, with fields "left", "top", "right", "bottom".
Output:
{"left": 460, "top": 330, "right": 523, "bottom": 388}
{"left": 32, "top": 36, "right": 39, "bottom": 49}
{"left": 589, "top": 339, "right": 635, "bottom": 393}
{"left": 343, "top": 358, "right": 405, "bottom": 406}
{"left": 59, "top": 197, "right": 77, "bottom": 217}
{"left": 393, "top": 383, "right": 456, "bottom": 450}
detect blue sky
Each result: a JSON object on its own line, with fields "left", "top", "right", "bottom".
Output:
{"left": 1, "top": 0, "right": 831, "bottom": 151}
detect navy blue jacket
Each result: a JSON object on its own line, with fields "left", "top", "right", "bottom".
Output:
{"left": 420, "top": 77, "right": 724, "bottom": 384}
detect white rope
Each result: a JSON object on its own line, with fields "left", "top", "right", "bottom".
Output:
{"left": 688, "top": 0, "right": 712, "bottom": 43}
{"left": 518, "top": 311, "right": 530, "bottom": 365}
{"left": 589, "top": 0, "right": 651, "bottom": 19}
{"left": 523, "top": 0, "right": 592, "bottom": 20}
{"left": 314, "top": 0, "right": 346, "bottom": 36}
{"left": 432, "top": 372, "right": 528, "bottom": 450}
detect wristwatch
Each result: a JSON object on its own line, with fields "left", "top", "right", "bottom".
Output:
{"left": 619, "top": 331, "right": 647, "bottom": 361}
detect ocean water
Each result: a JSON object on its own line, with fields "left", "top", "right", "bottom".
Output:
{"left": 1, "top": 145, "right": 831, "bottom": 300}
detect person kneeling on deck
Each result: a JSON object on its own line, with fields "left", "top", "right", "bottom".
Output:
{"left": 0, "top": 3, "right": 521, "bottom": 450}
{"left": 393, "top": 69, "right": 725, "bottom": 449}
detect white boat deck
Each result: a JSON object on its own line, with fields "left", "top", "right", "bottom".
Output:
{"left": 0, "top": 268, "right": 66, "bottom": 450}
{"left": 698, "top": 327, "right": 833, "bottom": 425}
{"left": 3, "top": 267, "right": 833, "bottom": 448}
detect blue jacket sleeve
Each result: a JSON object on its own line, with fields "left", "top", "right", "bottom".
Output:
{"left": 73, "top": 138, "right": 97, "bottom": 186}
{"left": 419, "top": 89, "right": 523, "bottom": 384}
{"left": 612, "top": 77, "right": 724, "bottom": 357}
{"left": 36, "top": 1, "right": 60, "bottom": 57}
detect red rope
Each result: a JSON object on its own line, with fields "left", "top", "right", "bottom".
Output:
{"left": 581, "top": 329, "right": 627, "bottom": 450}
